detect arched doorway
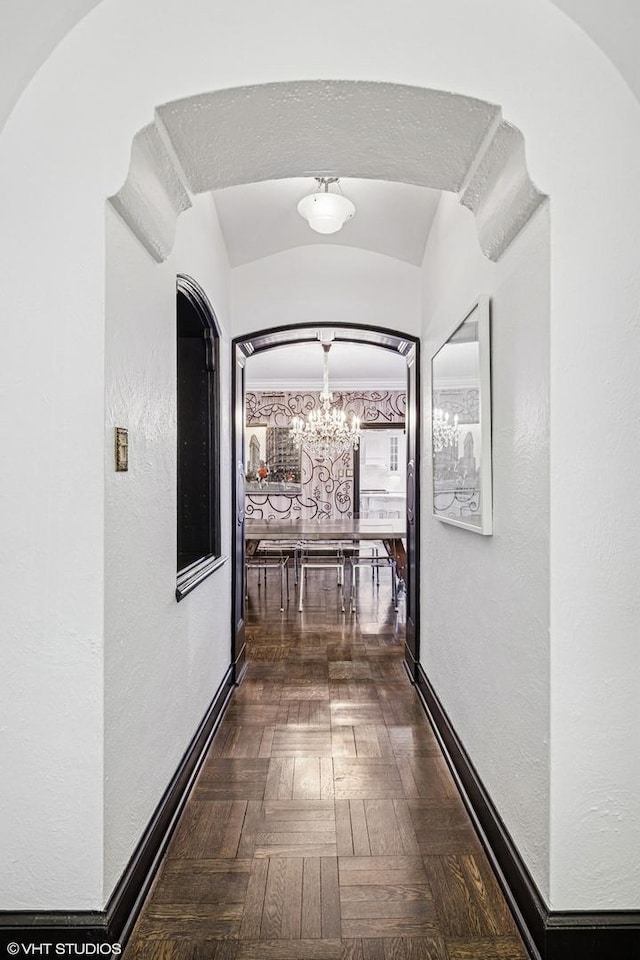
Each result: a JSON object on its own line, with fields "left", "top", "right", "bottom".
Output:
{"left": 231, "top": 323, "right": 420, "bottom": 683}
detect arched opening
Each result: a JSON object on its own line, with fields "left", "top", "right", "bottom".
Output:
{"left": 107, "top": 76, "right": 547, "bottom": 693}
{"left": 175, "top": 274, "right": 223, "bottom": 599}
{"left": 231, "top": 323, "right": 420, "bottom": 683}
{"left": 98, "top": 72, "right": 560, "bottom": 949}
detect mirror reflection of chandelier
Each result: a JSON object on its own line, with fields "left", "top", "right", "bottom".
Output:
{"left": 432, "top": 408, "right": 459, "bottom": 453}
{"left": 290, "top": 337, "right": 361, "bottom": 459}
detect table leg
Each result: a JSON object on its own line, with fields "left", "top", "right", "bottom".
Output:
{"left": 382, "top": 538, "right": 406, "bottom": 584}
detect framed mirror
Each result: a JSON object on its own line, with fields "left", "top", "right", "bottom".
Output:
{"left": 431, "top": 296, "right": 492, "bottom": 534}
{"left": 244, "top": 422, "right": 303, "bottom": 494}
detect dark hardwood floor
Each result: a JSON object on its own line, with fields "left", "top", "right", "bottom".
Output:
{"left": 126, "top": 563, "right": 530, "bottom": 960}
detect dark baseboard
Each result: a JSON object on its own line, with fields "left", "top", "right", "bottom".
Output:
{"left": 415, "top": 663, "right": 640, "bottom": 960}
{"left": 544, "top": 913, "right": 640, "bottom": 960}
{"left": 403, "top": 643, "right": 417, "bottom": 683}
{"left": 0, "top": 664, "right": 235, "bottom": 951}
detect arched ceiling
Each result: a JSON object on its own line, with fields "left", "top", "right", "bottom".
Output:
{"left": 0, "top": 1, "right": 634, "bottom": 277}
{"left": 212, "top": 177, "right": 442, "bottom": 268}
{"left": 1, "top": 0, "right": 639, "bottom": 138}
{"left": 110, "top": 81, "right": 543, "bottom": 264}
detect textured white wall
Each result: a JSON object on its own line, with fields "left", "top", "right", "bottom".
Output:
{"left": 0, "top": 27, "right": 108, "bottom": 907}
{"left": 103, "top": 193, "right": 232, "bottom": 898}
{"left": 231, "top": 246, "right": 421, "bottom": 339}
{"left": 421, "top": 193, "right": 551, "bottom": 899}
{"left": 1, "top": 0, "right": 639, "bottom": 912}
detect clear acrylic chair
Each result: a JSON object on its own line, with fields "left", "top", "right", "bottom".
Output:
{"left": 296, "top": 540, "right": 349, "bottom": 613}
{"left": 349, "top": 544, "right": 399, "bottom": 613}
{"left": 245, "top": 542, "right": 290, "bottom": 612}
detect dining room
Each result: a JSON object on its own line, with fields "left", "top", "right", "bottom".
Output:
{"left": 240, "top": 330, "right": 412, "bottom": 641}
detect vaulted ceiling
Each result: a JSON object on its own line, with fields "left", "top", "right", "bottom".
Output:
{"left": 212, "top": 178, "right": 442, "bottom": 268}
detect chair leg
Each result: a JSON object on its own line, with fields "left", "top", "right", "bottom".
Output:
{"left": 298, "top": 559, "right": 346, "bottom": 613}
{"left": 279, "top": 561, "right": 284, "bottom": 612}
{"left": 349, "top": 557, "right": 398, "bottom": 614}
{"left": 392, "top": 560, "right": 399, "bottom": 611}
{"left": 350, "top": 562, "right": 357, "bottom": 613}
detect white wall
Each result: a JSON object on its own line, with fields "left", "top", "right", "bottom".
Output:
{"left": 1, "top": 0, "right": 640, "bottom": 913}
{"left": 551, "top": 0, "right": 640, "bottom": 103}
{"left": 231, "top": 245, "right": 421, "bottom": 339}
{"left": 103, "top": 193, "right": 232, "bottom": 897}
{"left": 0, "top": 0, "right": 102, "bottom": 132}
{"left": 421, "top": 192, "right": 551, "bottom": 898}
{"left": 0, "top": 33, "right": 108, "bottom": 909}
{"left": 4, "top": 2, "right": 640, "bottom": 138}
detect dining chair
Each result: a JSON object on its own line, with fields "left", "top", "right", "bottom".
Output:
{"left": 349, "top": 543, "right": 399, "bottom": 613}
{"left": 245, "top": 542, "right": 290, "bottom": 612}
{"left": 296, "top": 540, "right": 349, "bottom": 613}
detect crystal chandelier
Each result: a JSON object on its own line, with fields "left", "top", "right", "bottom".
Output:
{"left": 290, "top": 341, "right": 361, "bottom": 459}
{"left": 297, "top": 177, "right": 355, "bottom": 234}
{"left": 432, "top": 408, "right": 459, "bottom": 453}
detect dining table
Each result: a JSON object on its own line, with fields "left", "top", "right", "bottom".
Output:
{"left": 244, "top": 517, "right": 407, "bottom": 582}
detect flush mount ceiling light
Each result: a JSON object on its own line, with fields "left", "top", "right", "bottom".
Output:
{"left": 297, "top": 177, "right": 355, "bottom": 234}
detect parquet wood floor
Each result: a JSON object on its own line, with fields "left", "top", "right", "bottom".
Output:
{"left": 126, "top": 567, "right": 530, "bottom": 960}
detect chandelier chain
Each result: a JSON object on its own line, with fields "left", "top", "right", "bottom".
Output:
{"left": 290, "top": 342, "right": 361, "bottom": 459}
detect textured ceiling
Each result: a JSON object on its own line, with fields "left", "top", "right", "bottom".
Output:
{"left": 212, "top": 177, "right": 442, "bottom": 267}
{"left": 157, "top": 82, "right": 499, "bottom": 194}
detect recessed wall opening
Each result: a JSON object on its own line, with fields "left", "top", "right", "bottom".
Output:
{"left": 175, "top": 274, "right": 222, "bottom": 600}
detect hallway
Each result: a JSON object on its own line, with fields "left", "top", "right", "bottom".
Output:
{"left": 125, "top": 568, "right": 529, "bottom": 959}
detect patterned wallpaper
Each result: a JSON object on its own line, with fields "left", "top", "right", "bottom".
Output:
{"left": 433, "top": 387, "right": 479, "bottom": 424}
{"left": 245, "top": 390, "right": 406, "bottom": 520}
{"left": 432, "top": 386, "right": 481, "bottom": 521}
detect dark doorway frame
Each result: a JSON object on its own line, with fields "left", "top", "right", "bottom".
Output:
{"left": 231, "top": 322, "right": 420, "bottom": 683}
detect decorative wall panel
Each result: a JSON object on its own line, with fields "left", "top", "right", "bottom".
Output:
{"left": 245, "top": 390, "right": 406, "bottom": 520}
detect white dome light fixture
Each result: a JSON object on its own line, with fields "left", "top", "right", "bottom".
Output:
{"left": 297, "top": 177, "right": 355, "bottom": 234}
